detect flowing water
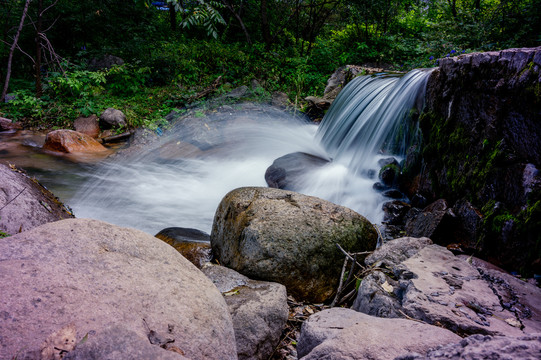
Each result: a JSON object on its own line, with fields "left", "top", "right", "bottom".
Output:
{"left": 1, "top": 69, "right": 432, "bottom": 235}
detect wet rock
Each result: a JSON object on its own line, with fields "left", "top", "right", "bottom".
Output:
{"left": 264, "top": 152, "right": 330, "bottom": 190}
{"left": 383, "top": 189, "right": 405, "bottom": 199}
{"left": 0, "top": 164, "right": 73, "bottom": 235}
{"left": 211, "top": 187, "right": 378, "bottom": 303}
{"left": 0, "top": 117, "right": 22, "bottom": 131}
{"left": 0, "top": 218, "right": 237, "bottom": 360}
{"left": 74, "top": 115, "right": 100, "bottom": 138}
{"left": 378, "top": 157, "right": 400, "bottom": 168}
{"left": 420, "top": 47, "right": 541, "bottom": 275}
{"left": 155, "top": 227, "right": 212, "bottom": 269}
{"left": 452, "top": 199, "right": 483, "bottom": 251}
{"left": 382, "top": 200, "right": 411, "bottom": 225}
{"left": 396, "top": 333, "right": 541, "bottom": 360}
{"left": 297, "top": 308, "right": 461, "bottom": 359}
{"left": 352, "top": 237, "right": 529, "bottom": 337}
{"left": 379, "top": 162, "right": 401, "bottom": 186}
{"left": 405, "top": 199, "right": 457, "bottom": 245}
{"left": 202, "top": 264, "right": 288, "bottom": 360}
{"left": 43, "top": 129, "right": 109, "bottom": 153}
{"left": 99, "top": 108, "right": 127, "bottom": 129}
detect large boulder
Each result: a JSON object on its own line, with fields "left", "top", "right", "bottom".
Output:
{"left": 0, "top": 117, "right": 22, "bottom": 131}
{"left": 397, "top": 333, "right": 541, "bottom": 360}
{"left": 297, "top": 308, "right": 461, "bottom": 359}
{"left": 0, "top": 164, "right": 73, "bottom": 235}
{"left": 202, "top": 264, "right": 288, "bottom": 360}
{"left": 0, "top": 218, "right": 237, "bottom": 360}
{"left": 418, "top": 47, "right": 541, "bottom": 275}
{"left": 352, "top": 237, "right": 536, "bottom": 337}
{"left": 211, "top": 187, "right": 378, "bottom": 303}
{"left": 42, "top": 129, "right": 109, "bottom": 154}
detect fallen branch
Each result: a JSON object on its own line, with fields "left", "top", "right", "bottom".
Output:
{"left": 0, "top": 186, "right": 26, "bottom": 212}
{"left": 188, "top": 76, "right": 223, "bottom": 103}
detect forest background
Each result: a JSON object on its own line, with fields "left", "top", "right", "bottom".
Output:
{"left": 0, "top": 0, "right": 539, "bottom": 130}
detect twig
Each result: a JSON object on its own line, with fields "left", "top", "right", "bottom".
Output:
{"left": 335, "top": 243, "right": 365, "bottom": 269}
{"left": 331, "top": 256, "right": 348, "bottom": 307}
{"left": 0, "top": 187, "right": 26, "bottom": 212}
{"left": 398, "top": 310, "right": 426, "bottom": 324}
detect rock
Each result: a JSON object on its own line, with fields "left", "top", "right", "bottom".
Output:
{"left": 0, "top": 218, "right": 237, "bottom": 360}
{"left": 155, "top": 227, "right": 212, "bottom": 269}
{"left": 396, "top": 333, "right": 541, "bottom": 360}
{"left": 382, "top": 200, "right": 411, "bottom": 225}
{"left": 73, "top": 115, "right": 100, "bottom": 138}
{"left": 271, "top": 91, "right": 289, "bottom": 107}
{"left": 0, "top": 164, "right": 73, "bottom": 235}
{"left": 405, "top": 199, "right": 457, "bottom": 245}
{"left": 264, "top": 152, "right": 330, "bottom": 190}
{"left": 88, "top": 54, "right": 124, "bottom": 71}
{"left": 352, "top": 237, "right": 530, "bottom": 337}
{"left": 459, "top": 255, "right": 541, "bottom": 334}
{"left": 419, "top": 47, "right": 541, "bottom": 275}
{"left": 297, "top": 308, "right": 461, "bottom": 359}
{"left": 379, "top": 162, "right": 401, "bottom": 187}
{"left": 202, "top": 264, "right": 288, "bottom": 360}
{"left": 451, "top": 199, "right": 483, "bottom": 251}
{"left": 64, "top": 325, "right": 188, "bottom": 360}
{"left": 0, "top": 117, "right": 22, "bottom": 131}
{"left": 42, "top": 129, "right": 109, "bottom": 153}
{"left": 323, "top": 65, "right": 382, "bottom": 97}
{"left": 211, "top": 187, "right": 378, "bottom": 303}
{"left": 99, "top": 108, "right": 127, "bottom": 129}
{"left": 224, "top": 85, "right": 248, "bottom": 99}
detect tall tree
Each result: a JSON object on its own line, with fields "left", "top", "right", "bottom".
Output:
{"left": 1, "top": 0, "right": 31, "bottom": 102}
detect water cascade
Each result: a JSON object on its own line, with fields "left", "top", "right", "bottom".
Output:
{"left": 68, "top": 69, "right": 433, "bottom": 234}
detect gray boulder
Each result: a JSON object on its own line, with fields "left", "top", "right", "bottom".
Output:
{"left": 0, "top": 164, "right": 73, "bottom": 235}
{"left": 264, "top": 152, "right": 330, "bottom": 190}
{"left": 73, "top": 115, "right": 100, "bottom": 138}
{"left": 297, "top": 308, "right": 461, "bottom": 359}
{"left": 396, "top": 333, "right": 541, "bottom": 360}
{"left": 202, "top": 264, "right": 288, "bottom": 360}
{"left": 99, "top": 108, "right": 127, "bottom": 129}
{"left": 211, "top": 187, "right": 378, "bottom": 303}
{"left": 0, "top": 218, "right": 237, "bottom": 360}
{"left": 352, "top": 237, "right": 530, "bottom": 337}
{"left": 405, "top": 199, "right": 457, "bottom": 245}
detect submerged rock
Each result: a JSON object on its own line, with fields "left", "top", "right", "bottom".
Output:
{"left": 265, "top": 152, "right": 330, "bottom": 190}
{"left": 0, "top": 164, "right": 73, "bottom": 235}
{"left": 211, "top": 187, "right": 378, "bottom": 303}
{"left": 297, "top": 308, "right": 461, "bottom": 360}
{"left": 0, "top": 218, "right": 237, "bottom": 360}
{"left": 202, "top": 264, "right": 288, "bottom": 360}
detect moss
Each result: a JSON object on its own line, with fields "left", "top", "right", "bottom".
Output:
{"left": 0, "top": 230, "right": 10, "bottom": 238}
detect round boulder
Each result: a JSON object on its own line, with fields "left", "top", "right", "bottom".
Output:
{"left": 0, "top": 218, "right": 237, "bottom": 360}
{"left": 99, "top": 108, "right": 127, "bottom": 129}
{"left": 210, "top": 187, "right": 378, "bottom": 303}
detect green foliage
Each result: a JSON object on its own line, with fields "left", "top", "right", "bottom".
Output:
{"left": 0, "top": 230, "right": 10, "bottom": 238}
{"left": 105, "top": 63, "right": 150, "bottom": 96}
{"left": 180, "top": 1, "right": 226, "bottom": 39}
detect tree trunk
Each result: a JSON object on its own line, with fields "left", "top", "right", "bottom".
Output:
{"left": 169, "top": 3, "right": 176, "bottom": 31}
{"left": 1, "top": 0, "right": 32, "bottom": 103}
{"left": 222, "top": 0, "right": 252, "bottom": 44}
{"left": 36, "top": 0, "right": 43, "bottom": 97}
{"left": 260, "top": 0, "right": 272, "bottom": 49}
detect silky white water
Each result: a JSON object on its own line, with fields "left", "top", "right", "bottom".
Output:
{"left": 69, "top": 70, "right": 432, "bottom": 235}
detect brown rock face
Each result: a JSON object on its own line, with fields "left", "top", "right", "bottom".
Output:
{"left": 43, "top": 129, "right": 108, "bottom": 153}
{"left": 74, "top": 115, "right": 100, "bottom": 138}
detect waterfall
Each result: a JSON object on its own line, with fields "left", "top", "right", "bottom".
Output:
{"left": 66, "top": 69, "right": 433, "bottom": 234}
{"left": 316, "top": 69, "right": 433, "bottom": 173}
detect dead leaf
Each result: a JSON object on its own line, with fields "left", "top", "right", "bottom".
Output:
{"left": 224, "top": 289, "right": 239, "bottom": 296}
{"left": 381, "top": 280, "right": 393, "bottom": 293}
{"left": 166, "top": 345, "right": 185, "bottom": 355}
{"left": 505, "top": 318, "right": 522, "bottom": 328}
{"left": 40, "top": 323, "right": 77, "bottom": 360}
